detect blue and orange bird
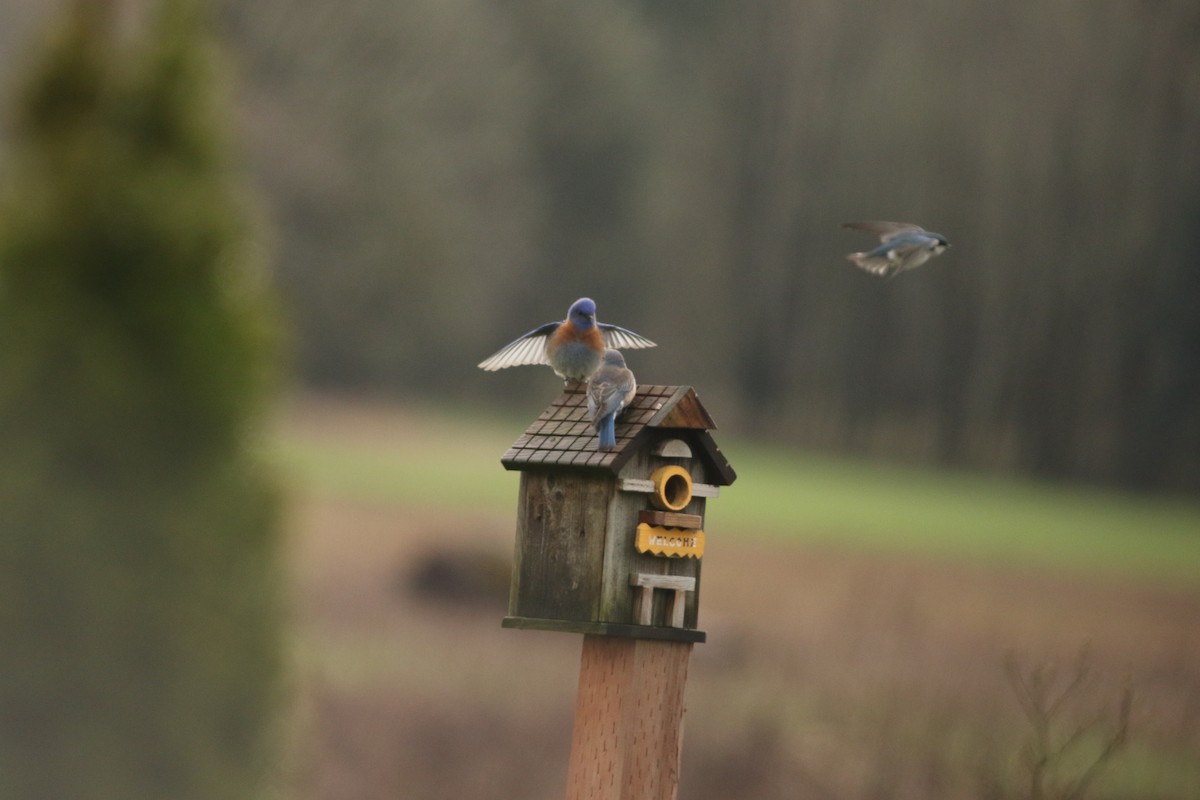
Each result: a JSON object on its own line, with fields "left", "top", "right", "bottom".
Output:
{"left": 843, "top": 221, "right": 950, "bottom": 278}
{"left": 587, "top": 349, "right": 637, "bottom": 451}
{"left": 477, "top": 297, "right": 655, "bottom": 383}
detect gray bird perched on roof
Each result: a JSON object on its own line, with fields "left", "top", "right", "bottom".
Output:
{"left": 843, "top": 221, "right": 950, "bottom": 278}
{"left": 587, "top": 349, "right": 637, "bottom": 452}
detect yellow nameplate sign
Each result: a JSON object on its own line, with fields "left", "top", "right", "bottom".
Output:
{"left": 635, "top": 524, "right": 705, "bottom": 559}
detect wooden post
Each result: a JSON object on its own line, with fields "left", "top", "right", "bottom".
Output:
{"left": 564, "top": 635, "right": 693, "bottom": 800}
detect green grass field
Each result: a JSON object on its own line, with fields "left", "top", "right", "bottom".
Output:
{"left": 272, "top": 403, "right": 1200, "bottom": 586}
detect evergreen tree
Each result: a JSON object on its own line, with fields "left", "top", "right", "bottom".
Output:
{"left": 0, "top": 1, "right": 282, "bottom": 797}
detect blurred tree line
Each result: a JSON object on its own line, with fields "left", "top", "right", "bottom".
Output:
{"left": 210, "top": 0, "right": 1199, "bottom": 491}
{"left": 12, "top": 1, "right": 1192, "bottom": 490}
{"left": 0, "top": 1, "right": 281, "bottom": 797}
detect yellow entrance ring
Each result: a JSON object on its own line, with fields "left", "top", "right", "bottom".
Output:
{"left": 649, "top": 465, "right": 693, "bottom": 511}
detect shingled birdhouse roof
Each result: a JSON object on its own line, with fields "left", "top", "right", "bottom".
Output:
{"left": 501, "top": 384, "right": 736, "bottom": 485}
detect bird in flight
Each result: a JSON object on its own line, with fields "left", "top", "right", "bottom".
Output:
{"left": 842, "top": 221, "right": 950, "bottom": 277}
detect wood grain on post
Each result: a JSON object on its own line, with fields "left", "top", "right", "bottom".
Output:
{"left": 565, "top": 635, "right": 693, "bottom": 800}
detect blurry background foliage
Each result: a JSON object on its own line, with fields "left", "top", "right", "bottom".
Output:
{"left": 218, "top": 0, "right": 1200, "bottom": 493}
{"left": 0, "top": 2, "right": 1197, "bottom": 798}
{"left": 0, "top": 1, "right": 281, "bottom": 797}
{"left": 3, "top": 2, "right": 1199, "bottom": 491}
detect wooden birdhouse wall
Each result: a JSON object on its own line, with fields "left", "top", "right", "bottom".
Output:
{"left": 597, "top": 436, "right": 706, "bottom": 629}
{"left": 507, "top": 470, "right": 614, "bottom": 624}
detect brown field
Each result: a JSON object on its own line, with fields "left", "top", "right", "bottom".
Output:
{"left": 279, "top": 401, "right": 1200, "bottom": 800}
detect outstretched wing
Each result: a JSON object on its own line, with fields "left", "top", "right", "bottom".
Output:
{"left": 842, "top": 221, "right": 926, "bottom": 243}
{"left": 477, "top": 322, "right": 558, "bottom": 371}
{"left": 598, "top": 324, "right": 656, "bottom": 351}
{"left": 847, "top": 238, "right": 929, "bottom": 277}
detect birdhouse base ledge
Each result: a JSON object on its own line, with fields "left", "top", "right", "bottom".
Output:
{"left": 502, "top": 616, "right": 706, "bottom": 643}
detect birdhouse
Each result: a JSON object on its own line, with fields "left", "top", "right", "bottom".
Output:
{"left": 501, "top": 384, "right": 736, "bottom": 643}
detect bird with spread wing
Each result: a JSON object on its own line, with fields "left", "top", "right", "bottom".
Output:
{"left": 843, "top": 221, "right": 950, "bottom": 278}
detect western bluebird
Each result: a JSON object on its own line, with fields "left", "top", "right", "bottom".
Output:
{"left": 477, "top": 297, "right": 655, "bottom": 383}
{"left": 843, "top": 221, "right": 950, "bottom": 277}
{"left": 587, "top": 349, "right": 636, "bottom": 451}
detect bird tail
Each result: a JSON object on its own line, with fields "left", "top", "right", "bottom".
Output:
{"left": 597, "top": 415, "right": 616, "bottom": 451}
{"left": 847, "top": 252, "right": 894, "bottom": 277}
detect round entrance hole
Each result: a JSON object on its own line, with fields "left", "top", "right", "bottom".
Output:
{"left": 649, "top": 465, "right": 693, "bottom": 511}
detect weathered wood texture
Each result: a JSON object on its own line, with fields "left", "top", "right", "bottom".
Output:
{"left": 637, "top": 510, "right": 703, "bottom": 529}
{"left": 509, "top": 471, "right": 612, "bottom": 621}
{"left": 630, "top": 574, "right": 695, "bottom": 627}
{"left": 620, "top": 477, "right": 721, "bottom": 498}
{"left": 501, "top": 616, "right": 705, "bottom": 643}
{"left": 657, "top": 392, "right": 715, "bottom": 430}
{"left": 630, "top": 574, "right": 697, "bottom": 591}
{"left": 599, "top": 446, "right": 705, "bottom": 630}
{"left": 565, "top": 636, "right": 693, "bottom": 800}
